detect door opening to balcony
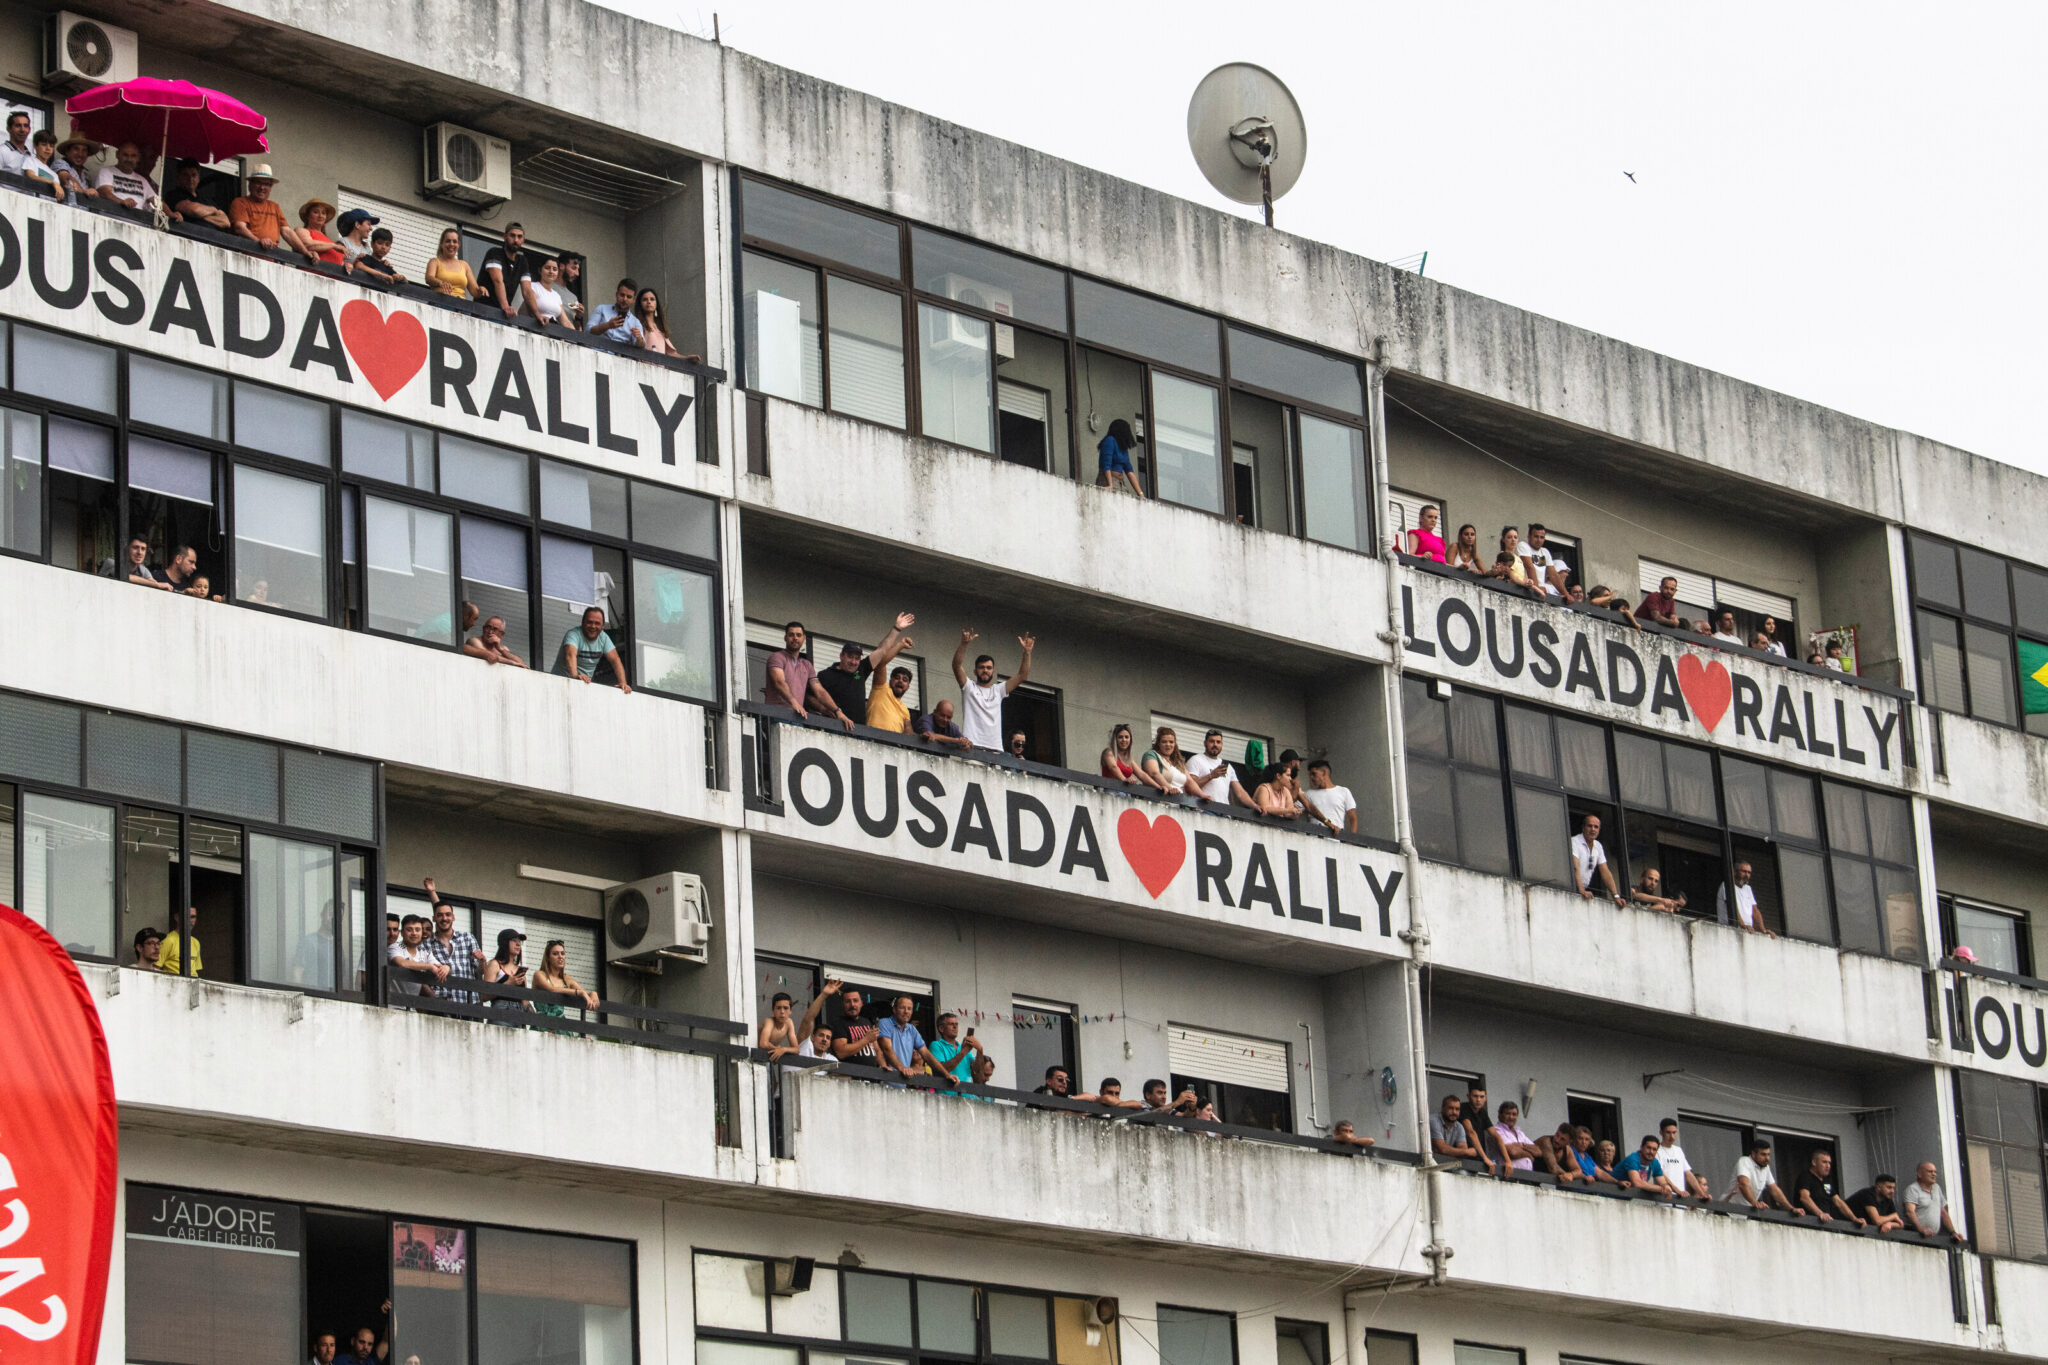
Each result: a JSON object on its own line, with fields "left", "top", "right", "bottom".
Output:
{"left": 1004, "top": 684, "right": 1063, "bottom": 766}
{"left": 306, "top": 1209, "right": 388, "bottom": 1360}
{"left": 1170, "top": 1023, "right": 1292, "bottom": 1131}
{"left": 1678, "top": 1114, "right": 1749, "bottom": 1199}
{"left": 997, "top": 379, "right": 1052, "bottom": 471}
{"left": 1565, "top": 1091, "right": 1620, "bottom": 1150}
{"left": 1013, "top": 995, "right": 1077, "bottom": 1091}
{"left": 820, "top": 960, "right": 937, "bottom": 1049}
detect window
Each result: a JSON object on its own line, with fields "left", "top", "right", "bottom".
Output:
{"left": 1274, "top": 1321, "right": 1328, "bottom": 1365}
{"left": 233, "top": 464, "right": 326, "bottom": 614}
{"left": 1072, "top": 280, "right": 1221, "bottom": 376}
{"left": 1823, "top": 782, "right": 1922, "bottom": 962}
{"left": 14, "top": 324, "right": 116, "bottom": 407}
{"left": 125, "top": 1186, "right": 305, "bottom": 1365}
{"left": 742, "top": 179, "right": 903, "bottom": 278}
{"left": 919, "top": 302, "right": 994, "bottom": 452}
{"left": 475, "top": 1227, "right": 633, "bottom": 1365}
{"left": 1168, "top": 1023, "right": 1292, "bottom": 1131}
{"left": 631, "top": 559, "right": 717, "bottom": 701}
{"left": 1156, "top": 1307, "right": 1235, "bottom": 1365}
{"left": 827, "top": 276, "right": 907, "bottom": 428}
{"left": 1452, "top": 1348, "right": 1523, "bottom": 1365}
{"left": 0, "top": 406, "right": 39, "bottom": 556}
{"left": 1958, "top": 1071, "right": 2048, "bottom": 1260}
{"left": 911, "top": 227, "right": 1069, "bottom": 331}
{"left": 1402, "top": 677, "right": 1510, "bottom": 875}
{"left": 1362, "top": 1333, "right": 1418, "bottom": 1365}
{"left": 1226, "top": 328, "right": 1363, "bottom": 416}
{"left": 343, "top": 409, "right": 435, "bottom": 489}
{"left": 1298, "top": 414, "right": 1366, "bottom": 551}
{"left": 1505, "top": 705, "right": 1614, "bottom": 888}
{"left": 1942, "top": 894, "right": 2032, "bottom": 977}
{"left": 1149, "top": 372, "right": 1223, "bottom": 514}
{"left": 22, "top": 792, "right": 114, "bottom": 959}
{"left": 130, "top": 355, "right": 227, "bottom": 439}
{"left": 1636, "top": 557, "right": 1795, "bottom": 644}
{"left": 365, "top": 499, "right": 455, "bottom": 642}
{"left": 249, "top": 833, "right": 340, "bottom": 991}
{"left": 1910, "top": 532, "right": 2048, "bottom": 736}
{"left": 1566, "top": 1092, "right": 1620, "bottom": 1151}
{"left": 460, "top": 515, "right": 531, "bottom": 659}
{"left": 1013, "top": 996, "right": 1078, "bottom": 1093}
{"left": 234, "top": 380, "right": 331, "bottom": 465}
{"left": 742, "top": 251, "right": 824, "bottom": 406}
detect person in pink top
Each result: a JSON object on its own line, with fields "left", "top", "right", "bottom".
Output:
{"left": 1489, "top": 1101, "right": 1541, "bottom": 1172}
{"left": 1396, "top": 504, "right": 1448, "bottom": 562}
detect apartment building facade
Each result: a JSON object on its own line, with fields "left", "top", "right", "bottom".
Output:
{"left": 2, "top": 3, "right": 2045, "bottom": 1365}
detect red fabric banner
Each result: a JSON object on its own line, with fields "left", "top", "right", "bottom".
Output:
{"left": 0, "top": 904, "right": 117, "bottom": 1364}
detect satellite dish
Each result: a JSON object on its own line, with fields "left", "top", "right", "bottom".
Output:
{"left": 1187, "top": 62, "right": 1307, "bottom": 227}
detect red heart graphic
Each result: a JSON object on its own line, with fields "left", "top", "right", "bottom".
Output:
{"left": 338, "top": 299, "right": 429, "bottom": 401}
{"left": 1676, "top": 653, "right": 1733, "bottom": 732}
{"left": 1116, "top": 809, "right": 1187, "bottom": 899}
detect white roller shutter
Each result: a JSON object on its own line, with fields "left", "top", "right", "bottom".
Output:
{"left": 1714, "top": 579, "right": 1795, "bottom": 620}
{"left": 1639, "top": 558, "right": 1714, "bottom": 606}
{"left": 479, "top": 908, "right": 601, "bottom": 999}
{"left": 1638, "top": 558, "right": 1792, "bottom": 620}
{"left": 822, "top": 965, "right": 934, "bottom": 999}
{"left": 811, "top": 632, "right": 924, "bottom": 711}
{"left": 1168, "top": 1023, "right": 1290, "bottom": 1092}
{"left": 336, "top": 188, "right": 451, "bottom": 285}
{"left": 998, "top": 380, "right": 1048, "bottom": 422}
{"left": 1150, "top": 713, "right": 1275, "bottom": 769}
{"left": 1387, "top": 487, "right": 1445, "bottom": 538}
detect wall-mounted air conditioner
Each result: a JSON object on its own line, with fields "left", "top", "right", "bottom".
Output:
{"left": 935, "top": 273, "right": 1015, "bottom": 359}
{"left": 423, "top": 122, "right": 512, "bottom": 208}
{"left": 603, "top": 872, "right": 711, "bottom": 966}
{"left": 42, "top": 12, "right": 137, "bottom": 91}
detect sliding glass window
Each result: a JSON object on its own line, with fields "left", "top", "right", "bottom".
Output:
{"left": 1909, "top": 532, "right": 2048, "bottom": 736}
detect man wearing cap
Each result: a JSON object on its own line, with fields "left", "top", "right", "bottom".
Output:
{"left": 95, "top": 141, "right": 159, "bottom": 212}
{"left": 0, "top": 110, "right": 32, "bottom": 175}
{"left": 817, "top": 611, "right": 916, "bottom": 723}
{"left": 232, "top": 164, "right": 299, "bottom": 253}
{"left": 335, "top": 207, "right": 379, "bottom": 268}
{"left": 130, "top": 926, "right": 163, "bottom": 970}
{"left": 54, "top": 134, "right": 99, "bottom": 200}
{"left": 167, "top": 160, "right": 231, "bottom": 229}
{"left": 485, "top": 927, "right": 531, "bottom": 1013}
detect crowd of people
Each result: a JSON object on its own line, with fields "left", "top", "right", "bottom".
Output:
{"left": 1396, "top": 509, "right": 1850, "bottom": 672}
{"left": 1428, "top": 1084, "right": 1961, "bottom": 1238}
{"left": 381, "top": 878, "right": 601, "bottom": 1015}
{"left": 1567, "top": 814, "right": 1780, "bottom": 936}
{"left": 762, "top": 614, "right": 1364, "bottom": 834}
{"left": 757, "top": 980, "right": 1378, "bottom": 1146}
{"left": 0, "top": 121, "right": 695, "bottom": 362}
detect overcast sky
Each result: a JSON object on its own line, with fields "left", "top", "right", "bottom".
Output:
{"left": 605, "top": 0, "right": 2045, "bottom": 479}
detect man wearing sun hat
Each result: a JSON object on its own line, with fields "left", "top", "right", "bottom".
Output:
{"left": 54, "top": 133, "right": 99, "bottom": 199}
{"left": 231, "top": 163, "right": 312, "bottom": 257}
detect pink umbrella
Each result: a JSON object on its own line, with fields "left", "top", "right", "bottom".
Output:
{"left": 64, "top": 77, "right": 267, "bottom": 163}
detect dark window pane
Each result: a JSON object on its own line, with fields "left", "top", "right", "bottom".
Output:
{"left": 1447, "top": 693, "right": 1499, "bottom": 769}
{"left": 0, "top": 408, "right": 40, "bottom": 557}
{"left": 1769, "top": 770, "right": 1820, "bottom": 843}
{"left": 631, "top": 482, "right": 718, "bottom": 559}
{"left": 1666, "top": 745, "right": 1717, "bottom": 823}
{"left": 740, "top": 180, "right": 901, "bottom": 277}
{"left": 185, "top": 730, "right": 279, "bottom": 824}
{"left": 1916, "top": 610, "right": 1966, "bottom": 713}
{"left": 842, "top": 1271, "right": 912, "bottom": 1347}
{"left": 0, "top": 692, "right": 81, "bottom": 785}
{"left": 910, "top": 227, "right": 1068, "bottom": 330}
{"left": 1504, "top": 706, "right": 1555, "bottom": 781}
{"left": 1403, "top": 679, "right": 1447, "bottom": 758}
{"left": 1615, "top": 731, "right": 1664, "bottom": 810}
{"left": 987, "top": 1292, "right": 1049, "bottom": 1359}
{"left": 16, "top": 325, "right": 115, "bottom": 407}
{"left": 1998, "top": 1074, "right": 2043, "bottom": 1148}
{"left": 539, "top": 461, "right": 628, "bottom": 537}
{"left": 1959, "top": 547, "right": 2012, "bottom": 625}
{"left": 1960, "top": 1070, "right": 2006, "bottom": 1141}
{"left": 1226, "top": 328, "right": 1364, "bottom": 415}
{"left": 1157, "top": 1307, "right": 1235, "bottom": 1365}
{"left": 1514, "top": 787, "right": 1570, "bottom": 886}
{"left": 2015, "top": 567, "right": 2048, "bottom": 638}
{"left": 1072, "top": 277, "right": 1221, "bottom": 375}
{"left": 1407, "top": 762, "right": 1457, "bottom": 862}
{"left": 1911, "top": 535, "right": 1961, "bottom": 608}
{"left": 342, "top": 410, "right": 435, "bottom": 489}
{"left": 1454, "top": 768, "right": 1511, "bottom": 875}
{"left": 1556, "top": 719, "right": 1610, "bottom": 797}
{"left": 1823, "top": 783, "right": 1868, "bottom": 856}
{"left": 1964, "top": 623, "right": 2017, "bottom": 726}
{"left": 1875, "top": 864, "right": 1924, "bottom": 963}
{"left": 282, "top": 749, "right": 376, "bottom": 841}
{"left": 1831, "top": 855, "right": 1882, "bottom": 954}
{"left": 1721, "top": 758, "right": 1770, "bottom": 834}
{"left": 85, "top": 711, "right": 181, "bottom": 804}
{"left": 1865, "top": 792, "right": 1913, "bottom": 866}
{"left": 915, "top": 1280, "right": 977, "bottom": 1355}
{"left": 1777, "top": 848, "right": 1832, "bottom": 943}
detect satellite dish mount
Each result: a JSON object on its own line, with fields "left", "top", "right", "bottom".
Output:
{"left": 1188, "top": 64, "right": 1307, "bottom": 228}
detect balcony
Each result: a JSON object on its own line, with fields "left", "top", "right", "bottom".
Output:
{"left": 1935, "top": 957, "right": 2048, "bottom": 1085}
{"left": 1924, "top": 705, "right": 2048, "bottom": 830}
{"left": 1397, "top": 560, "right": 1919, "bottom": 787}
{"left": 1435, "top": 1167, "right": 1966, "bottom": 1348}
{"left": 1423, "top": 863, "right": 1934, "bottom": 1061}
{"left": 740, "top": 704, "right": 1410, "bottom": 968}
{"left": 740, "top": 398, "right": 1394, "bottom": 664}
{"left": 2, "top": 558, "right": 731, "bottom": 827}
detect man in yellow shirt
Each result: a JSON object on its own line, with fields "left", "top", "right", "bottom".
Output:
{"left": 158, "top": 907, "right": 203, "bottom": 976}
{"left": 866, "top": 665, "right": 915, "bottom": 732}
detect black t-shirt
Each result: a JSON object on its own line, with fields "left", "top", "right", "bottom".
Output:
{"left": 830, "top": 1014, "right": 878, "bottom": 1060}
{"left": 1796, "top": 1169, "right": 1838, "bottom": 1211}
{"left": 816, "top": 659, "right": 872, "bottom": 718}
{"left": 479, "top": 246, "right": 534, "bottom": 305}
{"left": 1464, "top": 1102, "right": 1492, "bottom": 1132}
{"left": 1848, "top": 1187, "right": 1896, "bottom": 1218}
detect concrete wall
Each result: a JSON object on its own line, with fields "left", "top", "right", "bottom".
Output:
{"left": 385, "top": 798, "right": 640, "bottom": 918}
{"left": 1424, "top": 997, "right": 1930, "bottom": 1195}
{"left": 753, "top": 873, "right": 1349, "bottom": 1132}
{"left": 1819, "top": 520, "right": 1904, "bottom": 686}
{"left": 1932, "top": 821, "right": 2048, "bottom": 969}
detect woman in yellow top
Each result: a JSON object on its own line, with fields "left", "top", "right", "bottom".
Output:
{"left": 1487, "top": 526, "right": 1544, "bottom": 599}
{"left": 425, "top": 226, "right": 480, "bottom": 299}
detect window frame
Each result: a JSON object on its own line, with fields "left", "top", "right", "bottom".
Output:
{"left": 1155, "top": 1304, "right": 1238, "bottom": 1365}
{"left": 1939, "top": 892, "right": 2034, "bottom": 978}
{"left": 1908, "top": 531, "right": 2041, "bottom": 734}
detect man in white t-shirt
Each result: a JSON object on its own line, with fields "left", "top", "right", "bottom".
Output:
{"left": 94, "top": 141, "right": 159, "bottom": 210}
{"left": 1570, "top": 814, "right": 1625, "bottom": 906}
{"left": 1302, "top": 758, "right": 1358, "bottom": 833}
{"left": 1185, "top": 729, "right": 1257, "bottom": 809}
{"left": 1523, "top": 524, "right": 1571, "bottom": 599}
{"left": 1656, "top": 1118, "right": 1711, "bottom": 1198}
{"left": 1711, "top": 609, "right": 1745, "bottom": 646}
{"left": 1725, "top": 1137, "right": 1799, "bottom": 1212}
{"left": 0, "top": 111, "right": 32, "bottom": 175}
{"left": 1718, "top": 860, "right": 1775, "bottom": 937}
{"left": 950, "top": 627, "right": 1034, "bottom": 750}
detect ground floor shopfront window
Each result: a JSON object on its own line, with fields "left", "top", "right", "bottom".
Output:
{"left": 124, "top": 1183, "right": 634, "bottom": 1365}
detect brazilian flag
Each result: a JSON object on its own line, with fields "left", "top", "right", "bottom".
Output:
{"left": 2022, "top": 639, "right": 2048, "bottom": 716}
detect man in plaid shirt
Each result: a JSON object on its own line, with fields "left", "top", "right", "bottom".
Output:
{"left": 422, "top": 877, "right": 484, "bottom": 1005}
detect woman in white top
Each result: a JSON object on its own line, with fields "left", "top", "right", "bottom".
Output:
{"left": 1141, "top": 726, "right": 1190, "bottom": 795}
{"left": 1758, "top": 616, "right": 1789, "bottom": 657}
{"left": 523, "top": 257, "right": 567, "bottom": 326}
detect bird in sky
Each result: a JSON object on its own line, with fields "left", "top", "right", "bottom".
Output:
{"left": 1623, "top": 171, "right": 1637, "bottom": 183}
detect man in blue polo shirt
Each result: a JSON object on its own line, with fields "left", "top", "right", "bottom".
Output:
{"left": 877, "top": 994, "right": 939, "bottom": 1085}
{"left": 556, "top": 607, "right": 633, "bottom": 694}
{"left": 1616, "top": 1135, "right": 1678, "bottom": 1195}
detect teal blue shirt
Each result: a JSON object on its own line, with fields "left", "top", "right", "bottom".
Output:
{"left": 559, "top": 626, "right": 615, "bottom": 678}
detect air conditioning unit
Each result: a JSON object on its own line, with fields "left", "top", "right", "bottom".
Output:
{"left": 603, "top": 872, "right": 711, "bottom": 966}
{"left": 935, "top": 273, "right": 1015, "bottom": 360}
{"left": 423, "top": 122, "right": 512, "bottom": 208}
{"left": 42, "top": 12, "right": 137, "bottom": 91}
